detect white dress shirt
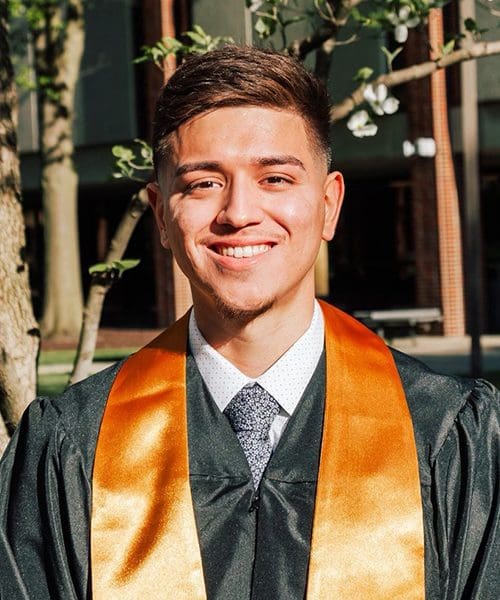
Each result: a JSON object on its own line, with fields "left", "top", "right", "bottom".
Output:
{"left": 188, "top": 301, "right": 325, "bottom": 448}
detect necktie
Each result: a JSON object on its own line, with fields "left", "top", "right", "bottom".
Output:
{"left": 224, "top": 383, "right": 280, "bottom": 488}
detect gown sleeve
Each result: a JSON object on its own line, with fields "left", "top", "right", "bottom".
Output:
{"left": 0, "top": 397, "right": 91, "bottom": 600}
{"left": 0, "top": 362, "right": 120, "bottom": 600}
{"left": 431, "top": 379, "right": 499, "bottom": 600}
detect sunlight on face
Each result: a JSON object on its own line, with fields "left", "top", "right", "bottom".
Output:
{"left": 149, "top": 106, "right": 344, "bottom": 325}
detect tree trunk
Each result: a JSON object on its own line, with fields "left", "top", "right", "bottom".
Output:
{"left": 35, "top": 0, "right": 85, "bottom": 339}
{"left": 40, "top": 160, "right": 83, "bottom": 336}
{"left": 0, "top": 0, "right": 40, "bottom": 449}
{"left": 69, "top": 188, "right": 149, "bottom": 385}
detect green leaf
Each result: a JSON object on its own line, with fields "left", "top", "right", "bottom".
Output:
{"left": 8, "top": 0, "right": 26, "bottom": 19}
{"left": 140, "top": 145, "right": 152, "bottom": 160}
{"left": 462, "top": 17, "right": 488, "bottom": 39}
{"left": 45, "top": 88, "right": 60, "bottom": 102}
{"left": 134, "top": 37, "right": 184, "bottom": 65}
{"left": 351, "top": 7, "right": 373, "bottom": 27}
{"left": 192, "top": 24, "right": 206, "bottom": 36}
{"left": 112, "top": 145, "right": 134, "bottom": 161}
{"left": 464, "top": 18, "right": 477, "bottom": 33}
{"left": 441, "top": 39, "right": 455, "bottom": 55}
{"left": 89, "top": 259, "right": 140, "bottom": 277}
{"left": 38, "top": 75, "right": 52, "bottom": 87}
{"left": 89, "top": 263, "right": 112, "bottom": 275}
{"left": 255, "top": 16, "right": 274, "bottom": 38}
{"left": 185, "top": 30, "right": 207, "bottom": 46}
{"left": 354, "top": 66, "right": 374, "bottom": 82}
{"left": 111, "top": 259, "right": 141, "bottom": 274}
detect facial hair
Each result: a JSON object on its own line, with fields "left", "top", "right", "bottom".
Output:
{"left": 212, "top": 293, "right": 276, "bottom": 326}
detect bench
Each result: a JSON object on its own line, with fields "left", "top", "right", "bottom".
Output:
{"left": 353, "top": 308, "right": 443, "bottom": 339}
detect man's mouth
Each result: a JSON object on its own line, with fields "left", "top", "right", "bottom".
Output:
{"left": 213, "top": 244, "right": 272, "bottom": 258}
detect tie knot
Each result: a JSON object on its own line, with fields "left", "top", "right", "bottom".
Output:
{"left": 224, "top": 384, "right": 280, "bottom": 438}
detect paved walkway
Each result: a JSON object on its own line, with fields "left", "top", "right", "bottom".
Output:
{"left": 41, "top": 328, "right": 163, "bottom": 351}
{"left": 391, "top": 335, "right": 500, "bottom": 376}
{"left": 39, "top": 333, "right": 500, "bottom": 378}
{"left": 39, "top": 328, "right": 162, "bottom": 376}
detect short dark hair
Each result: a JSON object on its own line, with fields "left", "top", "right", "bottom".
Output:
{"left": 152, "top": 45, "right": 331, "bottom": 174}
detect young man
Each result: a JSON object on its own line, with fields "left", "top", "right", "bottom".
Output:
{"left": 0, "top": 46, "right": 498, "bottom": 600}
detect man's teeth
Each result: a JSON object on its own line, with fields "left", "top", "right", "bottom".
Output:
{"left": 218, "top": 245, "right": 270, "bottom": 258}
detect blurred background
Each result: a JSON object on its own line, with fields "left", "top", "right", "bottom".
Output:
{"left": 1, "top": 0, "right": 499, "bottom": 443}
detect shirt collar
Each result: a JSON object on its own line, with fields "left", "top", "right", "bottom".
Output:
{"left": 188, "top": 301, "right": 324, "bottom": 416}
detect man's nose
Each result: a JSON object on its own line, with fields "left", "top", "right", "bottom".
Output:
{"left": 216, "top": 179, "right": 264, "bottom": 228}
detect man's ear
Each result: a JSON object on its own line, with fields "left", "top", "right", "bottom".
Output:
{"left": 321, "top": 170, "right": 345, "bottom": 241}
{"left": 147, "top": 182, "right": 170, "bottom": 249}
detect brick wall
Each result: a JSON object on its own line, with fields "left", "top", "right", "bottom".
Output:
{"left": 429, "top": 9, "right": 465, "bottom": 335}
{"left": 404, "top": 14, "right": 466, "bottom": 335}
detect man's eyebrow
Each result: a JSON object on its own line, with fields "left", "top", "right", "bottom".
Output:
{"left": 175, "top": 161, "right": 222, "bottom": 177}
{"left": 174, "top": 156, "right": 305, "bottom": 177}
{"left": 253, "top": 155, "right": 305, "bottom": 170}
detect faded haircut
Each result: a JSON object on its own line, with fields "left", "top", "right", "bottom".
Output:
{"left": 152, "top": 45, "right": 332, "bottom": 175}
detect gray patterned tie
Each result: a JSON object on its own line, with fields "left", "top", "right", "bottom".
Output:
{"left": 224, "top": 383, "right": 280, "bottom": 488}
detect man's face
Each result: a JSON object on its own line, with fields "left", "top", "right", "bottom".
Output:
{"left": 149, "top": 105, "right": 344, "bottom": 323}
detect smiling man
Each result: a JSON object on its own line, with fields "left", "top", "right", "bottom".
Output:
{"left": 1, "top": 46, "right": 499, "bottom": 600}
{"left": 149, "top": 102, "right": 342, "bottom": 375}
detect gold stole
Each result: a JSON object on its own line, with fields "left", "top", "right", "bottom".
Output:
{"left": 91, "top": 302, "right": 425, "bottom": 599}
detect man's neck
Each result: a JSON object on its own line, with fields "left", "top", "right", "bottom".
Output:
{"left": 193, "top": 298, "right": 316, "bottom": 378}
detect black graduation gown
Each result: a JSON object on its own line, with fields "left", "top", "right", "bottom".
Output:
{"left": 0, "top": 350, "right": 499, "bottom": 599}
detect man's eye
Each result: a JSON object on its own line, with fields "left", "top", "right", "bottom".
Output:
{"left": 186, "top": 180, "right": 221, "bottom": 191}
{"left": 264, "top": 176, "right": 291, "bottom": 185}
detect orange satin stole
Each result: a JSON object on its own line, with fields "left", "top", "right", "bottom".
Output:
{"left": 91, "top": 302, "right": 424, "bottom": 599}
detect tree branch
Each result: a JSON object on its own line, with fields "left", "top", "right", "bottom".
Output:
{"left": 286, "top": 0, "right": 363, "bottom": 59}
{"left": 69, "top": 188, "right": 149, "bottom": 386}
{"left": 287, "top": 22, "right": 336, "bottom": 59}
{"left": 315, "top": 37, "right": 337, "bottom": 82}
{"left": 330, "top": 39, "right": 500, "bottom": 123}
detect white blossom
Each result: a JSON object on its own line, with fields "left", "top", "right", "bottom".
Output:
{"left": 381, "top": 95, "right": 400, "bottom": 114}
{"left": 347, "top": 110, "right": 378, "bottom": 138}
{"left": 363, "top": 84, "right": 400, "bottom": 116}
{"left": 387, "top": 6, "right": 420, "bottom": 43}
{"left": 394, "top": 24, "right": 409, "bottom": 43}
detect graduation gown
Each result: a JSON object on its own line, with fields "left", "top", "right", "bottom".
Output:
{"left": 0, "top": 348, "right": 498, "bottom": 599}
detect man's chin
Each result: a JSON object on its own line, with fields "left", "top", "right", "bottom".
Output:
{"left": 212, "top": 295, "right": 275, "bottom": 325}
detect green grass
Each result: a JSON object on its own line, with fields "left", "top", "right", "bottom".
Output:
{"left": 37, "top": 373, "right": 70, "bottom": 397}
{"left": 39, "top": 347, "right": 137, "bottom": 366}
{"left": 37, "top": 347, "right": 137, "bottom": 397}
